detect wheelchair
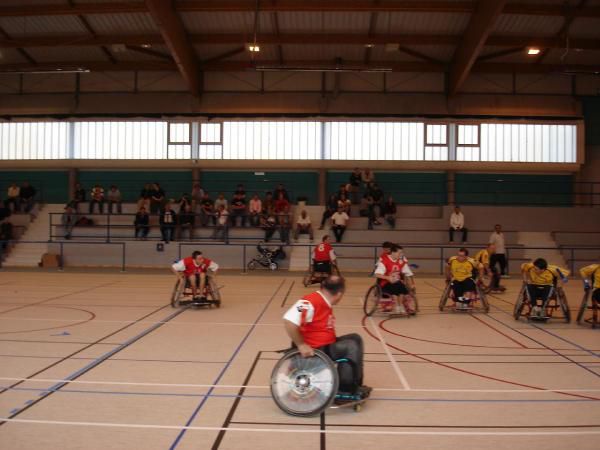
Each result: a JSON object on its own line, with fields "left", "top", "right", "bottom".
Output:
{"left": 513, "top": 282, "right": 570, "bottom": 323}
{"left": 480, "top": 269, "right": 505, "bottom": 294}
{"left": 270, "top": 349, "right": 368, "bottom": 417}
{"left": 170, "top": 273, "right": 221, "bottom": 308}
{"left": 303, "top": 260, "right": 341, "bottom": 287}
{"left": 363, "top": 277, "right": 419, "bottom": 317}
{"left": 576, "top": 289, "right": 599, "bottom": 328}
{"left": 247, "top": 243, "right": 286, "bottom": 271}
{"left": 438, "top": 279, "right": 489, "bottom": 313}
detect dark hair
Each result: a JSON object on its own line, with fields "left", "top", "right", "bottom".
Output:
{"left": 382, "top": 241, "right": 393, "bottom": 249}
{"left": 321, "top": 276, "right": 346, "bottom": 295}
{"left": 389, "top": 245, "right": 400, "bottom": 253}
{"left": 458, "top": 247, "right": 469, "bottom": 255}
{"left": 533, "top": 258, "right": 548, "bottom": 270}
{"left": 322, "top": 235, "right": 330, "bottom": 242}
{"left": 192, "top": 251, "right": 203, "bottom": 259}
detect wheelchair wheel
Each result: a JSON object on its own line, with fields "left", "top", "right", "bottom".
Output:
{"left": 363, "top": 284, "right": 382, "bottom": 316}
{"left": 171, "top": 279, "right": 184, "bottom": 308}
{"left": 513, "top": 284, "right": 527, "bottom": 320}
{"left": 577, "top": 291, "right": 591, "bottom": 324}
{"left": 247, "top": 260, "right": 258, "bottom": 270}
{"left": 207, "top": 277, "right": 221, "bottom": 307}
{"left": 303, "top": 272, "right": 313, "bottom": 287}
{"left": 410, "top": 289, "right": 420, "bottom": 313}
{"left": 438, "top": 283, "right": 451, "bottom": 312}
{"left": 477, "top": 284, "right": 490, "bottom": 313}
{"left": 557, "top": 287, "right": 571, "bottom": 323}
{"left": 332, "top": 264, "right": 341, "bottom": 277}
{"left": 269, "top": 262, "right": 278, "bottom": 271}
{"left": 270, "top": 349, "right": 338, "bottom": 417}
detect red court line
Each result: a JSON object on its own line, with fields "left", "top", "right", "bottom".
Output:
{"left": 361, "top": 316, "right": 600, "bottom": 402}
{"left": 469, "top": 314, "right": 529, "bottom": 349}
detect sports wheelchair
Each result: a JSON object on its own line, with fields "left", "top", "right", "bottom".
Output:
{"left": 170, "top": 273, "right": 221, "bottom": 308}
{"left": 438, "top": 279, "right": 490, "bottom": 313}
{"left": 577, "top": 288, "right": 599, "bottom": 328}
{"left": 303, "top": 260, "right": 341, "bottom": 287}
{"left": 247, "top": 242, "right": 286, "bottom": 271}
{"left": 270, "top": 349, "right": 369, "bottom": 417}
{"left": 479, "top": 269, "right": 505, "bottom": 294}
{"left": 513, "top": 282, "right": 570, "bottom": 323}
{"left": 363, "top": 277, "right": 419, "bottom": 317}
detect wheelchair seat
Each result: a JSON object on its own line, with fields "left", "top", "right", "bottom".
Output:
{"left": 513, "top": 283, "right": 570, "bottom": 323}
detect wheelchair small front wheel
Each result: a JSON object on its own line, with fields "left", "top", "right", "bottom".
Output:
{"left": 363, "top": 284, "right": 381, "bottom": 316}
{"left": 269, "top": 262, "right": 279, "bottom": 271}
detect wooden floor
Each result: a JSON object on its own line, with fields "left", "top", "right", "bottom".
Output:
{"left": 0, "top": 271, "right": 598, "bottom": 450}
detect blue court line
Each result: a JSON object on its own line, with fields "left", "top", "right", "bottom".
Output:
{"left": 3, "top": 386, "right": 598, "bottom": 404}
{"left": 169, "top": 279, "right": 286, "bottom": 450}
{"left": 0, "top": 354, "right": 228, "bottom": 364}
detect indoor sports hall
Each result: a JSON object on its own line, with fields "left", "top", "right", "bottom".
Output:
{"left": 0, "top": 1, "right": 599, "bottom": 450}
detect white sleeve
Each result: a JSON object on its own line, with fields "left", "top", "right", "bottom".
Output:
{"left": 374, "top": 261, "right": 386, "bottom": 276}
{"left": 172, "top": 260, "right": 186, "bottom": 272}
{"left": 283, "top": 299, "right": 315, "bottom": 326}
{"left": 402, "top": 264, "right": 414, "bottom": 277}
{"left": 208, "top": 261, "right": 219, "bottom": 271}
{"left": 329, "top": 250, "right": 336, "bottom": 261}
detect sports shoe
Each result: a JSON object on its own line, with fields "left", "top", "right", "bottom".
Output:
{"left": 394, "top": 304, "right": 407, "bottom": 315}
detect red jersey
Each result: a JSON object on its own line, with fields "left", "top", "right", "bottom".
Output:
{"left": 313, "top": 242, "right": 333, "bottom": 262}
{"left": 377, "top": 254, "right": 407, "bottom": 287}
{"left": 181, "top": 256, "right": 213, "bottom": 277}
{"left": 298, "top": 291, "right": 336, "bottom": 348}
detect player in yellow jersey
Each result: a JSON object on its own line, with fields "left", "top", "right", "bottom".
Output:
{"left": 521, "top": 258, "right": 569, "bottom": 318}
{"left": 579, "top": 264, "right": 600, "bottom": 325}
{"left": 446, "top": 248, "right": 484, "bottom": 309}
{"left": 475, "top": 243, "right": 504, "bottom": 293}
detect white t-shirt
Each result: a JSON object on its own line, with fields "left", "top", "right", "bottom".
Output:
{"left": 450, "top": 212, "right": 464, "bottom": 229}
{"left": 374, "top": 259, "right": 414, "bottom": 277}
{"left": 331, "top": 212, "right": 349, "bottom": 226}
{"left": 489, "top": 232, "right": 506, "bottom": 254}
{"left": 283, "top": 291, "right": 331, "bottom": 326}
{"left": 171, "top": 259, "right": 219, "bottom": 272}
{"left": 297, "top": 215, "right": 311, "bottom": 226}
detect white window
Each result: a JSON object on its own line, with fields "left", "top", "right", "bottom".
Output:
{"left": 0, "top": 122, "right": 69, "bottom": 159}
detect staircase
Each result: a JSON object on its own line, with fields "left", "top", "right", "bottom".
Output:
{"left": 517, "top": 232, "right": 567, "bottom": 268}
{"left": 3, "top": 204, "right": 64, "bottom": 268}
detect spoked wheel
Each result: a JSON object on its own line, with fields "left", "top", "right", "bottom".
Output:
{"left": 270, "top": 349, "right": 338, "bottom": 417}
{"left": 577, "top": 291, "right": 591, "bottom": 324}
{"left": 513, "top": 284, "right": 527, "bottom": 320}
{"left": 438, "top": 283, "right": 451, "bottom": 312}
{"left": 303, "top": 272, "right": 313, "bottom": 287}
{"left": 269, "top": 262, "right": 279, "bottom": 271}
{"left": 247, "top": 260, "right": 258, "bottom": 271}
{"left": 171, "top": 278, "right": 183, "bottom": 308}
{"left": 208, "top": 277, "right": 221, "bottom": 304}
{"left": 363, "top": 284, "right": 382, "bottom": 316}
{"left": 557, "top": 288, "right": 571, "bottom": 323}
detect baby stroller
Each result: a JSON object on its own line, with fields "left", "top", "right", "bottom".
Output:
{"left": 247, "top": 242, "right": 286, "bottom": 271}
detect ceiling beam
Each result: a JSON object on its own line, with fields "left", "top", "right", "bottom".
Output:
{"left": 0, "top": 1, "right": 599, "bottom": 17}
{"left": 1, "top": 60, "right": 598, "bottom": 75}
{"left": 144, "top": 0, "right": 202, "bottom": 97}
{"left": 448, "top": 0, "right": 507, "bottom": 95}
{"left": 2, "top": 33, "right": 598, "bottom": 50}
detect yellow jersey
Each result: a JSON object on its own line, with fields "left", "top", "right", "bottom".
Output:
{"left": 475, "top": 249, "right": 491, "bottom": 266}
{"left": 448, "top": 256, "right": 482, "bottom": 282}
{"left": 521, "top": 262, "right": 570, "bottom": 286}
{"left": 580, "top": 264, "right": 600, "bottom": 289}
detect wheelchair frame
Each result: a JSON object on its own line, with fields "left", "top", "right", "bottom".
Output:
{"left": 170, "top": 273, "right": 221, "bottom": 308}
{"left": 363, "top": 278, "right": 419, "bottom": 317}
{"left": 576, "top": 289, "right": 598, "bottom": 328}
{"left": 438, "top": 279, "right": 490, "bottom": 313}
{"left": 513, "top": 282, "right": 570, "bottom": 323}
{"left": 302, "top": 261, "right": 341, "bottom": 287}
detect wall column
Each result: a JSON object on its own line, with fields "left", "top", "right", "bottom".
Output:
{"left": 192, "top": 168, "right": 201, "bottom": 188}
{"left": 318, "top": 169, "right": 327, "bottom": 205}
{"left": 68, "top": 168, "right": 78, "bottom": 202}
{"left": 447, "top": 171, "right": 455, "bottom": 205}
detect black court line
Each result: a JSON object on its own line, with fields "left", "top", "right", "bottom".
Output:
{"left": 0, "top": 281, "right": 121, "bottom": 316}
{"left": 0, "top": 304, "right": 187, "bottom": 425}
{"left": 0, "top": 339, "right": 120, "bottom": 345}
{"left": 0, "top": 302, "right": 165, "bottom": 308}
{"left": 280, "top": 280, "right": 296, "bottom": 308}
{"left": 320, "top": 412, "right": 326, "bottom": 450}
{"left": 0, "top": 303, "right": 171, "bottom": 397}
{"left": 229, "top": 421, "right": 600, "bottom": 429}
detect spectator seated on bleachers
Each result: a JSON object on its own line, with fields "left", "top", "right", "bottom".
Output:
{"left": 449, "top": 205, "right": 468, "bottom": 243}
{"left": 212, "top": 205, "right": 229, "bottom": 240}
{"left": 274, "top": 183, "right": 289, "bottom": 201}
{"left": 263, "top": 192, "right": 275, "bottom": 217}
{"left": 349, "top": 167, "right": 362, "bottom": 204}
{"left": 89, "top": 184, "right": 105, "bottom": 214}
{"left": 359, "top": 194, "right": 380, "bottom": 229}
{"left": 248, "top": 194, "right": 262, "bottom": 227}
{"left": 319, "top": 194, "right": 338, "bottom": 230}
{"left": 214, "top": 193, "right": 228, "bottom": 214}
{"left": 134, "top": 206, "right": 150, "bottom": 240}
{"left": 382, "top": 196, "right": 397, "bottom": 229}
{"left": 107, "top": 185, "right": 122, "bottom": 214}
{"left": 368, "top": 182, "right": 384, "bottom": 219}
{"left": 19, "top": 181, "right": 36, "bottom": 213}
{"left": 337, "top": 193, "right": 351, "bottom": 215}
{"left": 137, "top": 183, "right": 152, "bottom": 211}
{"left": 234, "top": 184, "right": 247, "bottom": 200}
{"left": 361, "top": 168, "right": 375, "bottom": 190}
{"left": 178, "top": 193, "right": 192, "bottom": 214}
{"left": 230, "top": 192, "right": 247, "bottom": 227}
{"left": 199, "top": 192, "right": 215, "bottom": 226}
{"left": 191, "top": 183, "right": 204, "bottom": 211}
{"left": 177, "top": 204, "right": 195, "bottom": 240}
{"left": 294, "top": 210, "right": 314, "bottom": 241}
{"left": 160, "top": 203, "right": 177, "bottom": 243}
{"left": 331, "top": 206, "right": 350, "bottom": 243}
{"left": 149, "top": 183, "right": 166, "bottom": 214}
{"left": 5, "top": 183, "right": 20, "bottom": 213}
{"left": 71, "top": 183, "right": 86, "bottom": 212}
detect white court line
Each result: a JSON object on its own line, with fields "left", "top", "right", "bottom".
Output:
{"left": 1, "top": 377, "right": 600, "bottom": 394}
{"left": 2, "top": 418, "right": 600, "bottom": 436}
{"left": 358, "top": 297, "right": 411, "bottom": 390}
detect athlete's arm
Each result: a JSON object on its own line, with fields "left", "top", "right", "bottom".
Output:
{"left": 283, "top": 320, "right": 314, "bottom": 358}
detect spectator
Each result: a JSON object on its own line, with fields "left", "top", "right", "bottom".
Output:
{"left": 0, "top": 204, "right": 10, "bottom": 222}
{"left": 19, "top": 181, "right": 36, "bottom": 213}
{"left": 199, "top": 192, "right": 215, "bottom": 227}
{"left": 248, "top": 194, "right": 262, "bottom": 227}
{"left": 61, "top": 205, "right": 77, "bottom": 239}
{"left": 319, "top": 194, "right": 338, "bottom": 230}
{"left": 72, "top": 183, "right": 86, "bottom": 212}
{"left": 107, "top": 185, "right": 122, "bottom": 214}
{"left": 190, "top": 183, "right": 204, "bottom": 212}
{"left": 212, "top": 204, "right": 229, "bottom": 241}
{"left": 0, "top": 218, "right": 13, "bottom": 252}
{"left": 230, "top": 192, "right": 247, "bottom": 227}
{"left": 134, "top": 206, "right": 150, "bottom": 240}
{"left": 150, "top": 183, "right": 165, "bottom": 215}
{"left": 331, "top": 206, "right": 349, "bottom": 243}
{"left": 234, "top": 184, "right": 247, "bottom": 199}
{"left": 361, "top": 169, "right": 375, "bottom": 190}
{"left": 368, "top": 182, "right": 384, "bottom": 219}
{"left": 262, "top": 191, "right": 275, "bottom": 216}
{"left": 449, "top": 205, "right": 468, "bottom": 243}
{"left": 214, "top": 193, "right": 228, "bottom": 212}
{"left": 177, "top": 204, "right": 195, "bottom": 241}
{"left": 160, "top": 203, "right": 177, "bottom": 243}
{"left": 274, "top": 192, "right": 291, "bottom": 236}
{"left": 89, "top": 184, "right": 104, "bottom": 214}
{"left": 5, "top": 183, "right": 20, "bottom": 212}
{"left": 349, "top": 168, "right": 362, "bottom": 204}
{"left": 489, "top": 224, "right": 508, "bottom": 277}
{"left": 382, "top": 196, "right": 397, "bottom": 229}
{"left": 178, "top": 193, "right": 192, "bottom": 214}
{"left": 262, "top": 213, "right": 286, "bottom": 243}
{"left": 294, "top": 210, "right": 314, "bottom": 241}
{"left": 274, "top": 183, "right": 289, "bottom": 201}
{"left": 137, "top": 183, "right": 152, "bottom": 211}
{"left": 337, "top": 192, "right": 351, "bottom": 215}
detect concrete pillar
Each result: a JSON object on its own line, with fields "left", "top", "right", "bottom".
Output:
{"left": 447, "top": 171, "right": 455, "bottom": 205}
{"left": 318, "top": 169, "right": 327, "bottom": 205}
{"left": 192, "top": 168, "right": 201, "bottom": 188}
{"left": 68, "top": 168, "right": 78, "bottom": 202}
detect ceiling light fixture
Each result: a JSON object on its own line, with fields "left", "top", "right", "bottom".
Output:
{"left": 140, "top": 44, "right": 152, "bottom": 49}
{"left": 365, "top": 43, "right": 375, "bottom": 48}
{"left": 247, "top": 43, "right": 260, "bottom": 52}
{"left": 527, "top": 47, "right": 541, "bottom": 55}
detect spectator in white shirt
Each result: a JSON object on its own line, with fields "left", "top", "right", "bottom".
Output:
{"left": 89, "top": 184, "right": 105, "bottom": 214}
{"left": 248, "top": 194, "right": 262, "bottom": 227}
{"left": 213, "top": 193, "right": 228, "bottom": 211}
{"left": 294, "top": 210, "right": 314, "bottom": 241}
{"left": 449, "top": 206, "right": 468, "bottom": 243}
{"left": 489, "top": 224, "right": 508, "bottom": 277}
{"left": 5, "top": 183, "right": 20, "bottom": 212}
{"left": 212, "top": 204, "right": 229, "bottom": 241}
{"left": 107, "top": 185, "right": 122, "bottom": 214}
{"left": 330, "top": 207, "right": 350, "bottom": 243}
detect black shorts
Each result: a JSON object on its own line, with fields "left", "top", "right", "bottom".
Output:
{"left": 313, "top": 261, "right": 331, "bottom": 274}
{"left": 381, "top": 281, "right": 408, "bottom": 296}
{"left": 526, "top": 284, "right": 552, "bottom": 303}
{"left": 451, "top": 279, "right": 476, "bottom": 298}
{"left": 592, "top": 288, "right": 600, "bottom": 303}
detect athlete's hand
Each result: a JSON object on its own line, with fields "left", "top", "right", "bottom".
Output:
{"left": 298, "top": 343, "right": 315, "bottom": 358}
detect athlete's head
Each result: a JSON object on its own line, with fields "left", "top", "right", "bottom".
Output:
{"left": 533, "top": 258, "right": 548, "bottom": 272}
{"left": 382, "top": 241, "right": 393, "bottom": 254}
{"left": 322, "top": 235, "right": 330, "bottom": 243}
{"left": 389, "top": 244, "right": 401, "bottom": 259}
{"left": 457, "top": 247, "right": 469, "bottom": 262}
{"left": 192, "top": 251, "right": 204, "bottom": 265}
{"left": 321, "top": 275, "right": 346, "bottom": 304}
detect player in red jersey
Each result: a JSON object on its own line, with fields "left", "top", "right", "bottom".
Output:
{"left": 171, "top": 250, "right": 219, "bottom": 301}
{"left": 312, "top": 235, "right": 337, "bottom": 274}
{"left": 283, "top": 276, "right": 371, "bottom": 396}
{"left": 374, "top": 244, "right": 415, "bottom": 314}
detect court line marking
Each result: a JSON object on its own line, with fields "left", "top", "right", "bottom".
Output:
{"left": 2, "top": 418, "right": 600, "bottom": 436}
{"left": 358, "top": 297, "right": 411, "bottom": 390}
{"left": 1, "top": 377, "right": 599, "bottom": 393}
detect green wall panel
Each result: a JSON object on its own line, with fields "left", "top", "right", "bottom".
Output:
{"left": 0, "top": 171, "right": 68, "bottom": 203}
